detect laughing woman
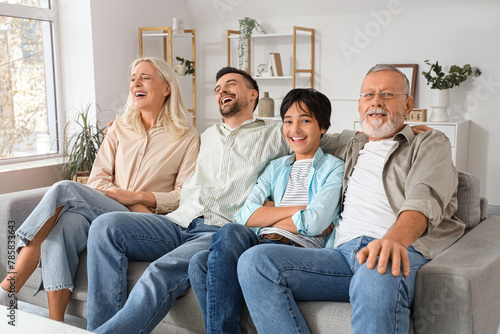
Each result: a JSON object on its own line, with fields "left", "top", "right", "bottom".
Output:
{"left": 0, "top": 57, "right": 199, "bottom": 321}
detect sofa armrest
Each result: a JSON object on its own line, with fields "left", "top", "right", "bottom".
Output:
{"left": 413, "top": 215, "right": 500, "bottom": 334}
{"left": 0, "top": 187, "right": 49, "bottom": 279}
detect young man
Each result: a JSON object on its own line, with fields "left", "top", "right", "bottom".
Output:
{"left": 188, "top": 88, "right": 345, "bottom": 333}
{"left": 237, "top": 64, "right": 466, "bottom": 334}
{"left": 85, "top": 68, "right": 354, "bottom": 334}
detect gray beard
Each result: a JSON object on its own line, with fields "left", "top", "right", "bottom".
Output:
{"left": 360, "top": 108, "right": 404, "bottom": 139}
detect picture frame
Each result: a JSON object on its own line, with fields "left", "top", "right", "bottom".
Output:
{"left": 390, "top": 64, "right": 418, "bottom": 99}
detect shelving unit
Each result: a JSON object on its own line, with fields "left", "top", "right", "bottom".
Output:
{"left": 227, "top": 26, "right": 315, "bottom": 117}
{"left": 138, "top": 27, "right": 197, "bottom": 127}
{"left": 227, "top": 26, "right": 314, "bottom": 88}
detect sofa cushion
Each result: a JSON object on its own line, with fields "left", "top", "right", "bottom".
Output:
{"left": 455, "top": 171, "right": 481, "bottom": 230}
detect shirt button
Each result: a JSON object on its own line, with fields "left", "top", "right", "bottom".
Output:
{"left": 205, "top": 208, "right": 209, "bottom": 212}
{"left": 226, "top": 148, "right": 229, "bottom": 151}
{"left": 218, "top": 184, "right": 222, "bottom": 187}
{"left": 210, "top": 195, "right": 214, "bottom": 199}
{"left": 231, "top": 133, "right": 235, "bottom": 136}
{"left": 223, "top": 167, "right": 226, "bottom": 170}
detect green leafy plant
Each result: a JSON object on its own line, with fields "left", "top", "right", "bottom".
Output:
{"left": 64, "top": 103, "right": 105, "bottom": 181}
{"left": 422, "top": 60, "right": 482, "bottom": 90}
{"left": 175, "top": 56, "right": 195, "bottom": 75}
{"left": 238, "top": 17, "right": 265, "bottom": 71}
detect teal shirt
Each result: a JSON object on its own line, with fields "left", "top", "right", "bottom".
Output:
{"left": 235, "top": 147, "right": 345, "bottom": 248}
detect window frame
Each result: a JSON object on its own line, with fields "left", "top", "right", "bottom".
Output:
{"left": 0, "top": 1, "right": 63, "bottom": 165}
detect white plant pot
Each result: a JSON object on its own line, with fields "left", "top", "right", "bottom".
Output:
{"left": 429, "top": 89, "right": 450, "bottom": 122}
{"left": 176, "top": 64, "right": 187, "bottom": 76}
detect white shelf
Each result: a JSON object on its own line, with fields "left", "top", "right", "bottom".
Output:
{"left": 228, "top": 31, "right": 312, "bottom": 39}
{"left": 253, "top": 76, "right": 311, "bottom": 80}
{"left": 142, "top": 32, "right": 194, "bottom": 38}
{"left": 253, "top": 76, "right": 293, "bottom": 80}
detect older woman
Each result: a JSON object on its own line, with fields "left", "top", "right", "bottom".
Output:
{"left": 0, "top": 57, "right": 199, "bottom": 321}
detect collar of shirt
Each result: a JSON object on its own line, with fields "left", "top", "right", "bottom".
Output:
{"left": 284, "top": 147, "right": 326, "bottom": 168}
{"left": 219, "top": 117, "right": 277, "bottom": 134}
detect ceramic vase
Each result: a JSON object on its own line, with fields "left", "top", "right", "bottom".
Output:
{"left": 429, "top": 89, "right": 450, "bottom": 122}
{"left": 176, "top": 64, "right": 187, "bottom": 76}
{"left": 258, "top": 92, "right": 274, "bottom": 117}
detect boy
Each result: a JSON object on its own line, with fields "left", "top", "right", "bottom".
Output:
{"left": 188, "top": 88, "right": 345, "bottom": 333}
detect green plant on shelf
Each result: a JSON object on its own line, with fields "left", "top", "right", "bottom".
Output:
{"left": 175, "top": 56, "right": 195, "bottom": 75}
{"left": 422, "top": 59, "right": 481, "bottom": 90}
{"left": 238, "top": 17, "right": 265, "bottom": 71}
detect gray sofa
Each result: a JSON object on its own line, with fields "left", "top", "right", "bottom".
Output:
{"left": 1, "top": 171, "right": 499, "bottom": 333}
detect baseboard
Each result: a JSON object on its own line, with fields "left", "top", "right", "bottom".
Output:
{"left": 487, "top": 205, "right": 500, "bottom": 216}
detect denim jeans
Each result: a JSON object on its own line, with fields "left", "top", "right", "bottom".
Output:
{"left": 15, "top": 180, "right": 129, "bottom": 293}
{"left": 237, "top": 236, "right": 429, "bottom": 334}
{"left": 86, "top": 214, "right": 220, "bottom": 334}
{"left": 188, "top": 223, "right": 284, "bottom": 334}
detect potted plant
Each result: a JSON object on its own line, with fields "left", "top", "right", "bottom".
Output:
{"left": 422, "top": 60, "right": 481, "bottom": 121}
{"left": 64, "top": 103, "right": 105, "bottom": 184}
{"left": 175, "top": 57, "right": 195, "bottom": 76}
{"left": 238, "top": 17, "right": 265, "bottom": 72}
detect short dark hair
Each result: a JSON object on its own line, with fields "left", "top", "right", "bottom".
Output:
{"left": 280, "top": 88, "right": 331, "bottom": 132}
{"left": 215, "top": 67, "right": 260, "bottom": 110}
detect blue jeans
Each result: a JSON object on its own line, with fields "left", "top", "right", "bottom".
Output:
{"left": 15, "top": 180, "right": 129, "bottom": 293}
{"left": 189, "top": 224, "right": 286, "bottom": 334}
{"left": 86, "top": 214, "right": 220, "bottom": 334}
{"left": 237, "top": 236, "right": 429, "bottom": 334}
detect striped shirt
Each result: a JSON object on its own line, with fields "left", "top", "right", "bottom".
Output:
{"left": 279, "top": 159, "right": 312, "bottom": 206}
{"left": 167, "top": 118, "right": 355, "bottom": 228}
{"left": 260, "top": 158, "right": 328, "bottom": 248}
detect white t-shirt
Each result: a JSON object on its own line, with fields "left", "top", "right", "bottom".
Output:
{"left": 334, "top": 139, "right": 397, "bottom": 248}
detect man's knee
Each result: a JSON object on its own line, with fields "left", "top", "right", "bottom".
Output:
{"left": 212, "top": 223, "right": 256, "bottom": 251}
{"left": 237, "top": 246, "right": 267, "bottom": 283}
{"left": 350, "top": 264, "right": 407, "bottom": 305}
{"left": 214, "top": 223, "right": 247, "bottom": 240}
{"left": 88, "top": 212, "right": 125, "bottom": 245}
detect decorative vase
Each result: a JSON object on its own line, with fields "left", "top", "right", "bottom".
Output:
{"left": 176, "top": 64, "right": 187, "bottom": 76}
{"left": 258, "top": 92, "right": 274, "bottom": 117}
{"left": 429, "top": 89, "right": 450, "bottom": 122}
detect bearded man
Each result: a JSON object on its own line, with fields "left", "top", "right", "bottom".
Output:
{"left": 238, "top": 64, "right": 465, "bottom": 334}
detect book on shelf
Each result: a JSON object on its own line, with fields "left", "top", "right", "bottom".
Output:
{"left": 270, "top": 53, "right": 283, "bottom": 76}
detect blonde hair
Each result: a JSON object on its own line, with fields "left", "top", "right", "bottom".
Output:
{"left": 117, "top": 56, "right": 190, "bottom": 138}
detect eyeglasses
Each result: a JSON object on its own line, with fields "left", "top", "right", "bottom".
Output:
{"left": 359, "top": 92, "right": 408, "bottom": 100}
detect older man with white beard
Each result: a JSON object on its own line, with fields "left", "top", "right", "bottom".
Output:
{"left": 237, "top": 64, "right": 466, "bottom": 334}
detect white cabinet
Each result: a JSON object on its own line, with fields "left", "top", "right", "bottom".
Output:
{"left": 353, "top": 121, "right": 470, "bottom": 171}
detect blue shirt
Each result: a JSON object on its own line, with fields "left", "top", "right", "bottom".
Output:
{"left": 235, "top": 147, "right": 345, "bottom": 248}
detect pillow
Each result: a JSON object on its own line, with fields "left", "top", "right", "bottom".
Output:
{"left": 455, "top": 171, "right": 481, "bottom": 230}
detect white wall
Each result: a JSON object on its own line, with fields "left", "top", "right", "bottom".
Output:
{"left": 3, "top": 0, "right": 499, "bottom": 206}
{"left": 89, "top": 0, "right": 194, "bottom": 123}
{"left": 183, "top": 0, "right": 500, "bottom": 206}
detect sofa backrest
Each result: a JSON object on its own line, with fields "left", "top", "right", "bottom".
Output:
{"left": 455, "top": 171, "right": 487, "bottom": 230}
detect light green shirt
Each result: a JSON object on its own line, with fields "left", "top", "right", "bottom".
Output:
{"left": 167, "top": 118, "right": 354, "bottom": 228}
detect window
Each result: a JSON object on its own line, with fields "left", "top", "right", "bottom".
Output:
{"left": 0, "top": 0, "right": 59, "bottom": 162}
